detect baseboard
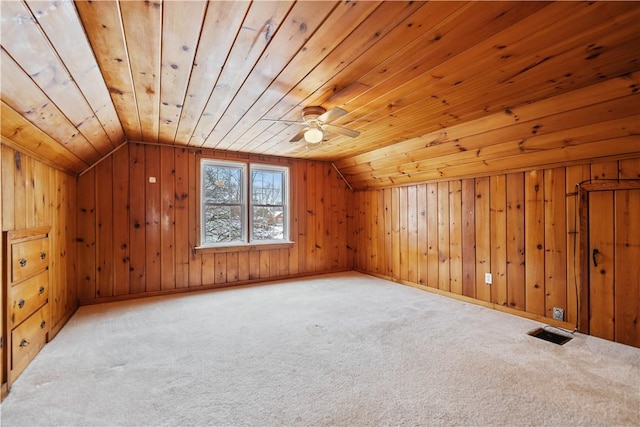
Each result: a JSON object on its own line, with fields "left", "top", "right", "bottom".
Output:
{"left": 358, "top": 269, "right": 577, "bottom": 331}
{"left": 78, "top": 268, "right": 353, "bottom": 306}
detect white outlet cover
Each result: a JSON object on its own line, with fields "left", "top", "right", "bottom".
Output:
{"left": 485, "top": 273, "right": 492, "bottom": 284}
{"left": 149, "top": 176, "right": 157, "bottom": 183}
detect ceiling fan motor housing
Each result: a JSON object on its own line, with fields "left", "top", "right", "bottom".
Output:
{"left": 302, "top": 106, "right": 327, "bottom": 125}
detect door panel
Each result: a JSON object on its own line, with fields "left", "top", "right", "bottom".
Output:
{"left": 588, "top": 191, "right": 615, "bottom": 341}
{"left": 614, "top": 190, "right": 640, "bottom": 347}
{"left": 588, "top": 188, "right": 640, "bottom": 348}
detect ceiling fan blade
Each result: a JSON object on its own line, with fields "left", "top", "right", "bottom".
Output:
{"left": 323, "top": 123, "right": 360, "bottom": 138}
{"left": 290, "top": 128, "right": 308, "bottom": 142}
{"left": 318, "top": 107, "right": 347, "bottom": 123}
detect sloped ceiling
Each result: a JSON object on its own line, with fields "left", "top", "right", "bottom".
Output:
{"left": 1, "top": 1, "right": 639, "bottom": 188}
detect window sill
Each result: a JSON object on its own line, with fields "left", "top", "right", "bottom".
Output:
{"left": 195, "top": 241, "right": 294, "bottom": 254}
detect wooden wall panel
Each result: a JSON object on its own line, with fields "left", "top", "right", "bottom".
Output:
{"left": 426, "top": 183, "right": 438, "bottom": 288}
{"left": 160, "top": 148, "right": 175, "bottom": 291}
{"left": 505, "top": 173, "right": 525, "bottom": 311}
{"left": 399, "top": 186, "right": 408, "bottom": 281}
{"left": 314, "top": 163, "right": 326, "bottom": 273}
{"left": 475, "top": 177, "right": 491, "bottom": 302}
{"left": 144, "top": 146, "right": 161, "bottom": 292}
{"left": 129, "top": 143, "right": 146, "bottom": 293}
{"left": 112, "top": 146, "right": 130, "bottom": 296}
{"left": 544, "top": 168, "right": 567, "bottom": 319}
{"left": 437, "top": 183, "right": 450, "bottom": 292}
{"left": 13, "top": 150, "right": 28, "bottom": 231}
{"left": 306, "top": 162, "right": 317, "bottom": 273}
{"left": 187, "top": 151, "right": 202, "bottom": 287}
{"left": 524, "top": 170, "right": 545, "bottom": 316}
{"left": 416, "top": 184, "right": 428, "bottom": 287}
{"left": 76, "top": 169, "right": 96, "bottom": 301}
{"left": 490, "top": 176, "right": 507, "bottom": 306}
{"left": 374, "top": 185, "right": 385, "bottom": 275}
{"left": 461, "top": 179, "right": 476, "bottom": 298}
{"left": 76, "top": 144, "right": 352, "bottom": 303}
{"left": 174, "top": 148, "right": 189, "bottom": 288}
{"left": 1, "top": 145, "right": 77, "bottom": 337}
{"left": 407, "top": 186, "right": 419, "bottom": 285}
{"left": 351, "top": 155, "right": 640, "bottom": 326}
{"left": 382, "top": 188, "right": 392, "bottom": 278}
{"left": 95, "top": 158, "right": 114, "bottom": 298}
{"left": 448, "top": 181, "right": 462, "bottom": 295}
{"left": 391, "top": 187, "right": 401, "bottom": 279}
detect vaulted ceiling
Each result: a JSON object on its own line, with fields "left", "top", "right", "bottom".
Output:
{"left": 1, "top": 1, "right": 639, "bottom": 189}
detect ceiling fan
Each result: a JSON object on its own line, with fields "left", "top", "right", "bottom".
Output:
{"left": 263, "top": 106, "right": 360, "bottom": 146}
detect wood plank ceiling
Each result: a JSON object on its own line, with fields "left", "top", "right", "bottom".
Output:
{"left": 1, "top": 1, "right": 639, "bottom": 188}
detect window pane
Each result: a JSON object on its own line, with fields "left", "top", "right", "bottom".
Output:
{"left": 251, "top": 169, "right": 283, "bottom": 205}
{"left": 203, "top": 165, "right": 242, "bottom": 203}
{"left": 200, "top": 159, "right": 288, "bottom": 246}
{"left": 203, "top": 205, "right": 243, "bottom": 243}
{"left": 252, "top": 206, "right": 285, "bottom": 241}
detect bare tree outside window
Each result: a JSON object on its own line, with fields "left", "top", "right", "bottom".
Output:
{"left": 200, "top": 160, "right": 289, "bottom": 246}
{"left": 201, "top": 162, "right": 244, "bottom": 244}
{"left": 251, "top": 169, "right": 285, "bottom": 241}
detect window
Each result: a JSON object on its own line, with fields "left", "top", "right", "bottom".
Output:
{"left": 200, "top": 159, "right": 289, "bottom": 247}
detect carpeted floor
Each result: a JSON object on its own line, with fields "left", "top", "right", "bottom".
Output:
{"left": 1, "top": 272, "right": 639, "bottom": 426}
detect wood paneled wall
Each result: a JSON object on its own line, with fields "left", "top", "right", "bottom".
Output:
{"left": 1, "top": 144, "right": 77, "bottom": 337}
{"left": 76, "top": 143, "right": 352, "bottom": 303}
{"left": 349, "top": 156, "right": 640, "bottom": 326}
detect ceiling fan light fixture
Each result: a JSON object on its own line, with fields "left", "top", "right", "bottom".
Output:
{"left": 304, "top": 127, "right": 324, "bottom": 144}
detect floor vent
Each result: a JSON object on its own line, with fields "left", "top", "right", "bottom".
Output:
{"left": 528, "top": 327, "right": 573, "bottom": 345}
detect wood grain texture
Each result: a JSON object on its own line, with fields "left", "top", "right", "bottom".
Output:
{"left": 1, "top": 50, "right": 101, "bottom": 166}
{"left": 437, "top": 182, "right": 450, "bottom": 292}
{"left": 461, "top": 179, "right": 476, "bottom": 299}
{"left": 25, "top": 0, "right": 125, "bottom": 147}
{"left": 192, "top": 0, "right": 296, "bottom": 148}
{"left": 1, "top": 1, "right": 115, "bottom": 157}
{"left": 544, "top": 168, "right": 567, "bottom": 319}
{"left": 120, "top": 1, "right": 162, "bottom": 143}
{"left": 158, "top": 1, "right": 207, "bottom": 144}
{"left": 95, "top": 158, "right": 114, "bottom": 298}
{"left": 1, "top": 145, "right": 77, "bottom": 338}
{"left": 506, "top": 173, "right": 525, "bottom": 310}
{"left": 525, "top": 170, "right": 545, "bottom": 316}
{"left": 588, "top": 191, "right": 615, "bottom": 340}
{"left": 1, "top": 103, "right": 87, "bottom": 174}
{"left": 475, "top": 177, "right": 491, "bottom": 302}
{"left": 350, "top": 156, "right": 640, "bottom": 325}
{"left": 2, "top": 2, "right": 639, "bottom": 180}
{"left": 74, "top": 0, "right": 142, "bottom": 141}
{"left": 490, "top": 175, "right": 507, "bottom": 306}
{"left": 614, "top": 189, "right": 640, "bottom": 347}
{"left": 112, "top": 145, "right": 130, "bottom": 296}
{"left": 449, "top": 180, "right": 462, "bottom": 295}
{"left": 75, "top": 144, "right": 352, "bottom": 303}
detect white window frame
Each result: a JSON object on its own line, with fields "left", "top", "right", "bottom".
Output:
{"left": 199, "top": 158, "right": 290, "bottom": 248}
{"left": 200, "top": 159, "right": 247, "bottom": 247}
{"left": 249, "top": 163, "right": 290, "bottom": 244}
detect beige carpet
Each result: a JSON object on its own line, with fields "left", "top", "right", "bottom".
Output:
{"left": 1, "top": 271, "right": 639, "bottom": 426}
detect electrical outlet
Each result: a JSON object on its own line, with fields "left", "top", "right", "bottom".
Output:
{"left": 485, "top": 273, "right": 492, "bottom": 285}
{"left": 552, "top": 307, "right": 564, "bottom": 321}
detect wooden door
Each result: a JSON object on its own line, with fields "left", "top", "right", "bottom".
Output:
{"left": 588, "top": 189, "right": 640, "bottom": 347}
